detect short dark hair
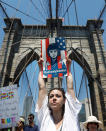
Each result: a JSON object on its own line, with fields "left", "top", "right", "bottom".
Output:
{"left": 28, "top": 113, "right": 34, "bottom": 119}
{"left": 47, "top": 43, "right": 60, "bottom": 57}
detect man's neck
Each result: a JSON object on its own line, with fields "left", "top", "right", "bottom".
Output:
{"left": 29, "top": 122, "right": 34, "bottom": 127}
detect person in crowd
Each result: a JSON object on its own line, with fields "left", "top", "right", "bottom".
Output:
{"left": 17, "top": 117, "right": 25, "bottom": 131}
{"left": 83, "top": 115, "right": 103, "bottom": 131}
{"left": 35, "top": 57, "right": 82, "bottom": 131}
{"left": 24, "top": 113, "right": 39, "bottom": 131}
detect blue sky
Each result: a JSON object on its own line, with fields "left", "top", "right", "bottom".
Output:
{"left": 0, "top": 0, "right": 105, "bottom": 24}
{"left": 0, "top": 0, "right": 106, "bottom": 116}
{"left": 0, "top": 0, "right": 106, "bottom": 47}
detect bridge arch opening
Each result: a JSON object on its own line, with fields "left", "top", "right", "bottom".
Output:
{"left": 16, "top": 49, "right": 94, "bottom": 125}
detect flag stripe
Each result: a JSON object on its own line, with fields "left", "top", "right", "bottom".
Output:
{"left": 46, "top": 38, "right": 51, "bottom": 70}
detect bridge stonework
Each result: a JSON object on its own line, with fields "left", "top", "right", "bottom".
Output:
{"left": 0, "top": 18, "right": 106, "bottom": 129}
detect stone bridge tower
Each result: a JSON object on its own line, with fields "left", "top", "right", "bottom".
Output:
{"left": 0, "top": 18, "right": 106, "bottom": 129}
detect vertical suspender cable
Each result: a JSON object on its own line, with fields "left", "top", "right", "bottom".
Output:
{"left": 56, "top": 0, "right": 59, "bottom": 18}
{"left": 74, "top": 0, "right": 79, "bottom": 25}
{"left": 73, "top": 61, "right": 77, "bottom": 96}
{"left": 25, "top": 69, "right": 36, "bottom": 106}
{"left": 77, "top": 71, "right": 84, "bottom": 98}
{"left": 84, "top": 72, "right": 91, "bottom": 116}
{"left": 49, "top": 0, "right": 52, "bottom": 18}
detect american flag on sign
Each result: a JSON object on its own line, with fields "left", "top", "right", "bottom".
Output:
{"left": 41, "top": 37, "right": 69, "bottom": 78}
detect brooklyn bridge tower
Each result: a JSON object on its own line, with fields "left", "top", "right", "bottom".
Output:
{"left": 0, "top": 0, "right": 106, "bottom": 130}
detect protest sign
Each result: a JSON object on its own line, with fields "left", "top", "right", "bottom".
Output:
{"left": 0, "top": 85, "right": 19, "bottom": 129}
{"left": 41, "top": 37, "right": 69, "bottom": 78}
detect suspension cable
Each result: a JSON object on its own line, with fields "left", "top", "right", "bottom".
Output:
{"left": 0, "top": 0, "right": 44, "bottom": 23}
{"left": 44, "top": 0, "right": 50, "bottom": 18}
{"left": 77, "top": 71, "right": 84, "bottom": 98}
{"left": 62, "top": 0, "right": 65, "bottom": 25}
{"left": 29, "top": 0, "right": 46, "bottom": 20}
{"left": 26, "top": 62, "right": 38, "bottom": 92}
{"left": 74, "top": 0, "right": 79, "bottom": 25}
{"left": 12, "top": 50, "right": 36, "bottom": 84}
{"left": 32, "top": 63, "right": 39, "bottom": 106}
{"left": 19, "top": 72, "right": 24, "bottom": 99}
{"left": 21, "top": 63, "right": 39, "bottom": 112}
{"left": 62, "top": 0, "right": 74, "bottom": 18}
{"left": 84, "top": 72, "right": 92, "bottom": 116}
{"left": 66, "top": 0, "right": 79, "bottom": 97}
{"left": 49, "top": 0, "right": 52, "bottom": 18}
{"left": 69, "top": 47, "right": 104, "bottom": 92}
{"left": 58, "top": 0, "right": 64, "bottom": 17}
{"left": 56, "top": 0, "right": 59, "bottom": 18}
{"left": 24, "top": 69, "right": 36, "bottom": 106}
{"left": 97, "top": 3, "right": 106, "bottom": 22}
{"left": 0, "top": 3, "right": 9, "bottom": 19}
{"left": 66, "top": 0, "right": 70, "bottom": 25}
{"left": 0, "top": 16, "right": 5, "bottom": 47}
{"left": 39, "top": 0, "right": 49, "bottom": 18}
{"left": 72, "top": 61, "right": 77, "bottom": 96}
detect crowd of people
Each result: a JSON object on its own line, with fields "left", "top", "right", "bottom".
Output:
{"left": 17, "top": 57, "right": 103, "bottom": 131}
{"left": 17, "top": 114, "right": 103, "bottom": 131}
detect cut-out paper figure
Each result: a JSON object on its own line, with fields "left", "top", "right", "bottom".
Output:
{"left": 41, "top": 37, "right": 69, "bottom": 78}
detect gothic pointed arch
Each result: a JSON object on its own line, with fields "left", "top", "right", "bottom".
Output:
{"left": 14, "top": 51, "right": 39, "bottom": 84}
